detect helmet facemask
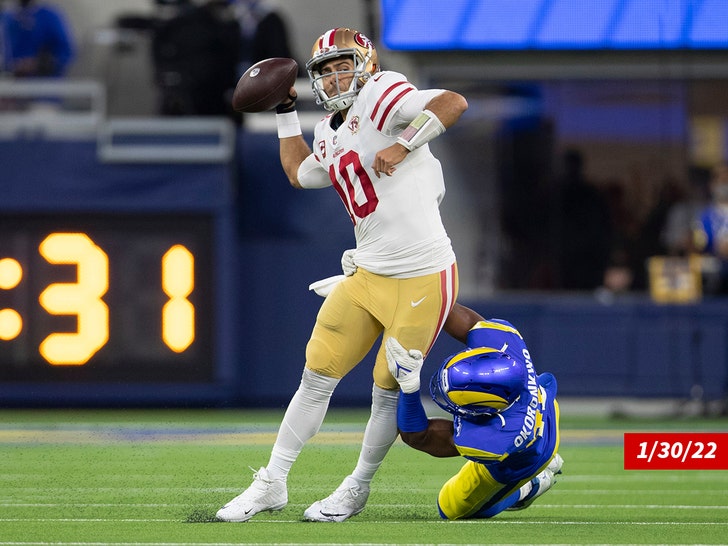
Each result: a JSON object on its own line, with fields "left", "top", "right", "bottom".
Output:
{"left": 306, "top": 28, "right": 378, "bottom": 112}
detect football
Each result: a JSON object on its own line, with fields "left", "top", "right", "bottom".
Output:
{"left": 232, "top": 57, "right": 298, "bottom": 113}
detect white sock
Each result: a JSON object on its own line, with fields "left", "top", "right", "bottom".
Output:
{"left": 350, "top": 385, "right": 399, "bottom": 486}
{"left": 266, "top": 368, "right": 339, "bottom": 481}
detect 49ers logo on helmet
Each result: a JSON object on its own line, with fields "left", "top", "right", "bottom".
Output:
{"left": 354, "top": 33, "right": 372, "bottom": 50}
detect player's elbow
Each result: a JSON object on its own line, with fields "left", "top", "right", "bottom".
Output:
{"left": 433, "top": 90, "right": 468, "bottom": 128}
{"left": 400, "top": 430, "right": 428, "bottom": 451}
{"left": 280, "top": 157, "right": 304, "bottom": 188}
{"left": 285, "top": 171, "right": 303, "bottom": 189}
{"left": 288, "top": 173, "right": 304, "bottom": 189}
{"left": 452, "top": 92, "right": 468, "bottom": 116}
{"left": 451, "top": 95, "right": 468, "bottom": 127}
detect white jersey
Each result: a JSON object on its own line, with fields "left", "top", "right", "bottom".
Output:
{"left": 301, "top": 71, "right": 456, "bottom": 278}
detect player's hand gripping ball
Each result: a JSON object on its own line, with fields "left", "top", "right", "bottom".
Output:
{"left": 232, "top": 57, "right": 298, "bottom": 113}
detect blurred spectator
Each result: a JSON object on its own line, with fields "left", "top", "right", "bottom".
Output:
{"left": 151, "top": 0, "right": 241, "bottom": 117}
{"left": 659, "top": 176, "right": 703, "bottom": 257}
{"left": 231, "top": 0, "right": 297, "bottom": 75}
{"left": 551, "top": 149, "right": 612, "bottom": 290}
{"left": 601, "top": 174, "right": 703, "bottom": 293}
{"left": 620, "top": 175, "right": 691, "bottom": 291}
{"left": 1, "top": 0, "right": 75, "bottom": 77}
{"left": 601, "top": 179, "right": 637, "bottom": 292}
{"left": 693, "top": 162, "right": 728, "bottom": 294}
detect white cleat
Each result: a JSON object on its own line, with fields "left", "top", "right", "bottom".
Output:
{"left": 507, "top": 453, "right": 563, "bottom": 511}
{"left": 547, "top": 453, "right": 564, "bottom": 475}
{"left": 216, "top": 467, "right": 287, "bottom": 522}
{"left": 303, "top": 476, "right": 370, "bottom": 522}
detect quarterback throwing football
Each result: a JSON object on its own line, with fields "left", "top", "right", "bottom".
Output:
{"left": 217, "top": 27, "right": 467, "bottom": 522}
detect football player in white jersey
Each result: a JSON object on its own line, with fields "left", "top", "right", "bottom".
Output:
{"left": 217, "top": 27, "right": 468, "bottom": 523}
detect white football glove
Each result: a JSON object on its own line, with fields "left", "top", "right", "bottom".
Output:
{"left": 385, "top": 337, "right": 424, "bottom": 394}
{"left": 341, "top": 248, "right": 357, "bottom": 276}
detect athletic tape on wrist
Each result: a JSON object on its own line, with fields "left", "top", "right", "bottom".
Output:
{"left": 396, "top": 109, "right": 445, "bottom": 152}
{"left": 276, "top": 111, "right": 302, "bottom": 139}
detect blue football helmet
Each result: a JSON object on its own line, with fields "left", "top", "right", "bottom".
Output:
{"left": 430, "top": 347, "right": 527, "bottom": 419}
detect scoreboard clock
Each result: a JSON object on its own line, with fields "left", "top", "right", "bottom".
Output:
{"left": 0, "top": 214, "right": 214, "bottom": 383}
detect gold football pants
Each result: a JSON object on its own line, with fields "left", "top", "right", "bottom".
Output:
{"left": 305, "top": 264, "right": 458, "bottom": 390}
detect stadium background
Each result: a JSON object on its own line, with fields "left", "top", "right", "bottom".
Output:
{"left": 1, "top": 0, "right": 727, "bottom": 411}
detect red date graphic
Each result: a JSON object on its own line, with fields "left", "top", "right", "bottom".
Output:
{"left": 624, "top": 433, "right": 728, "bottom": 470}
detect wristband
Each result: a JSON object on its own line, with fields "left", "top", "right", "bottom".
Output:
{"left": 276, "top": 93, "right": 297, "bottom": 114}
{"left": 396, "top": 109, "right": 445, "bottom": 152}
{"left": 397, "top": 391, "right": 429, "bottom": 433}
{"left": 276, "top": 111, "right": 302, "bottom": 139}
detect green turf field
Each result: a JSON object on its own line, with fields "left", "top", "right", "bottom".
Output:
{"left": 1, "top": 407, "right": 727, "bottom": 545}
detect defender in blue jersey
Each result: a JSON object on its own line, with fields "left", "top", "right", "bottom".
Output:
{"left": 386, "top": 317, "right": 562, "bottom": 519}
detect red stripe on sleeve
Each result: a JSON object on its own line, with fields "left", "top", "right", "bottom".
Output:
{"left": 375, "top": 87, "right": 414, "bottom": 131}
{"left": 369, "top": 81, "right": 414, "bottom": 129}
